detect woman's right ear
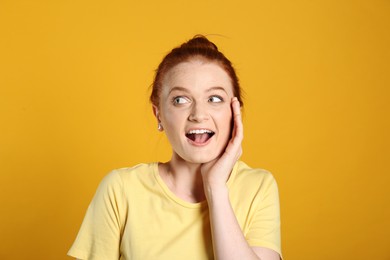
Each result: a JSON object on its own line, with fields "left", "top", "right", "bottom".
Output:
{"left": 152, "top": 105, "right": 163, "bottom": 131}
{"left": 152, "top": 105, "right": 160, "bottom": 120}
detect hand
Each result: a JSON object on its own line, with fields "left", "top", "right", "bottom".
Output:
{"left": 201, "top": 97, "right": 243, "bottom": 190}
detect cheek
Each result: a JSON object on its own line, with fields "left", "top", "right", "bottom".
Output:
{"left": 161, "top": 109, "right": 186, "bottom": 131}
{"left": 216, "top": 108, "right": 233, "bottom": 132}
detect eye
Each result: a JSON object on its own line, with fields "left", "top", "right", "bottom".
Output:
{"left": 173, "top": 96, "right": 189, "bottom": 105}
{"left": 208, "top": 95, "right": 223, "bottom": 103}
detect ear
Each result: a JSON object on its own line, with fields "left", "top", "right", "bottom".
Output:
{"left": 152, "top": 105, "right": 160, "bottom": 121}
{"left": 153, "top": 105, "right": 164, "bottom": 132}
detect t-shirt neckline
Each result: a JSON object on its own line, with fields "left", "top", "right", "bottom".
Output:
{"left": 152, "top": 161, "right": 239, "bottom": 209}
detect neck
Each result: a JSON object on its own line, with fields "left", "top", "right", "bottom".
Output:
{"left": 159, "top": 153, "right": 206, "bottom": 203}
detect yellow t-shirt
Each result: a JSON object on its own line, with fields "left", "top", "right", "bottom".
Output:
{"left": 68, "top": 161, "right": 281, "bottom": 260}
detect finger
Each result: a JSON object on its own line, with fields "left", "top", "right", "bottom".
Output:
{"left": 231, "top": 97, "right": 243, "bottom": 142}
{"left": 219, "top": 97, "right": 243, "bottom": 160}
{"left": 220, "top": 98, "right": 242, "bottom": 161}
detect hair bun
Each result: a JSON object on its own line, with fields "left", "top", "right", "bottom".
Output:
{"left": 150, "top": 34, "right": 242, "bottom": 108}
{"left": 180, "top": 35, "right": 219, "bottom": 51}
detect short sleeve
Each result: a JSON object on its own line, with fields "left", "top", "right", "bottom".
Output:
{"left": 68, "top": 171, "right": 126, "bottom": 260}
{"left": 246, "top": 173, "right": 282, "bottom": 257}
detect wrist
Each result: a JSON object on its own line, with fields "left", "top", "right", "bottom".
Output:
{"left": 203, "top": 183, "right": 229, "bottom": 203}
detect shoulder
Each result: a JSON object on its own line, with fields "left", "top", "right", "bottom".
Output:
{"left": 230, "top": 161, "right": 279, "bottom": 198}
{"left": 234, "top": 161, "right": 277, "bottom": 185}
{"left": 97, "top": 162, "right": 157, "bottom": 192}
{"left": 105, "top": 162, "right": 156, "bottom": 181}
{"left": 112, "top": 162, "right": 156, "bottom": 179}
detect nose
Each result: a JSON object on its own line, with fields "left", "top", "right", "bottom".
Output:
{"left": 188, "top": 102, "right": 209, "bottom": 122}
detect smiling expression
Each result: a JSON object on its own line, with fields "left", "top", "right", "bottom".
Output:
{"left": 154, "top": 59, "right": 235, "bottom": 164}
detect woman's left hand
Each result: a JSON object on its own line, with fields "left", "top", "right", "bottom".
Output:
{"left": 201, "top": 97, "right": 243, "bottom": 190}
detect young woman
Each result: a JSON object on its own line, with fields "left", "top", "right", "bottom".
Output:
{"left": 68, "top": 35, "right": 282, "bottom": 260}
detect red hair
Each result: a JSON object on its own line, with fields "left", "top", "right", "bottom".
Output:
{"left": 150, "top": 35, "right": 243, "bottom": 107}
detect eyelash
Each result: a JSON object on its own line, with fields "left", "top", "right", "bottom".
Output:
{"left": 172, "top": 96, "right": 189, "bottom": 105}
{"left": 208, "top": 95, "right": 224, "bottom": 103}
{"left": 171, "top": 95, "right": 224, "bottom": 105}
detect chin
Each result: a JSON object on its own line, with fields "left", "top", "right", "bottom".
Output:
{"left": 179, "top": 150, "right": 222, "bottom": 165}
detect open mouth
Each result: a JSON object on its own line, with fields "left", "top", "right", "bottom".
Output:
{"left": 185, "top": 129, "right": 215, "bottom": 144}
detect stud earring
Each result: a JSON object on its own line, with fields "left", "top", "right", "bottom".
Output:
{"left": 158, "top": 123, "right": 163, "bottom": 131}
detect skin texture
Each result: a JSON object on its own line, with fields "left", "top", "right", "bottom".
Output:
{"left": 153, "top": 59, "right": 280, "bottom": 260}
{"left": 156, "top": 60, "right": 234, "bottom": 165}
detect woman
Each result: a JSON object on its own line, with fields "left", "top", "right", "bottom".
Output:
{"left": 68, "top": 35, "right": 282, "bottom": 260}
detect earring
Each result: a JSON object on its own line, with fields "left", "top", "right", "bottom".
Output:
{"left": 158, "top": 123, "right": 163, "bottom": 131}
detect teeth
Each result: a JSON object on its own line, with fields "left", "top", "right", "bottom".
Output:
{"left": 187, "top": 129, "right": 213, "bottom": 134}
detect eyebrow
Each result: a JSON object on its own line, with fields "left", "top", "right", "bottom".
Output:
{"left": 168, "top": 86, "right": 189, "bottom": 95}
{"left": 206, "top": 86, "right": 228, "bottom": 94}
{"left": 168, "top": 86, "right": 228, "bottom": 95}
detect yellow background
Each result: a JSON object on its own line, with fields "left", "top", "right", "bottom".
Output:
{"left": 1, "top": 0, "right": 389, "bottom": 259}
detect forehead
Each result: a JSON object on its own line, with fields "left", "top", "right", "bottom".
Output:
{"left": 161, "top": 60, "right": 233, "bottom": 94}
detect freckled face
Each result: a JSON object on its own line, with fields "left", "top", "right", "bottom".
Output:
{"left": 155, "top": 60, "right": 234, "bottom": 164}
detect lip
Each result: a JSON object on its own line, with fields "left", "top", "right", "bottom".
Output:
{"left": 185, "top": 127, "right": 214, "bottom": 134}
{"left": 185, "top": 127, "right": 215, "bottom": 147}
{"left": 186, "top": 136, "right": 213, "bottom": 146}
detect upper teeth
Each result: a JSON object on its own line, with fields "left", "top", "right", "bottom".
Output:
{"left": 187, "top": 129, "right": 213, "bottom": 134}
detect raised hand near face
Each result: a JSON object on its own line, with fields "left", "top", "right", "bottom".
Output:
{"left": 201, "top": 97, "right": 243, "bottom": 192}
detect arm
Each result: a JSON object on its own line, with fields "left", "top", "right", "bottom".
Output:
{"left": 201, "top": 97, "right": 280, "bottom": 260}
{"left": 205, "top": 185, "right": 279, "bottom": 260}
{"left": 68, "top": 171, "right": 125, "bottom": 260}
